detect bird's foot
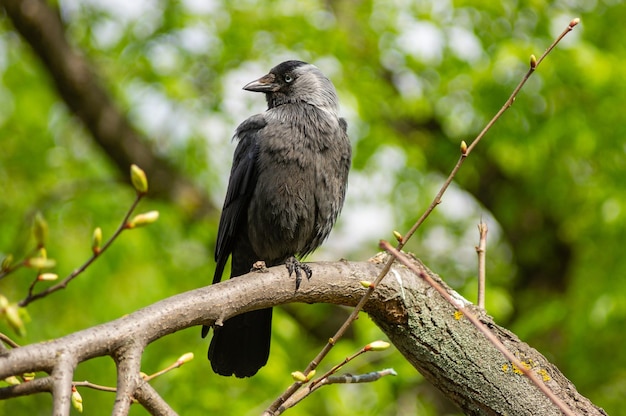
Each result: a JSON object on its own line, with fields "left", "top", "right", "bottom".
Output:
{"left": 286, "top": 256, "right": 312, "bottom": 290}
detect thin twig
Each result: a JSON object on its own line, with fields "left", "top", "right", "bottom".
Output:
{"left": 0, "top": 332, "right": 20, "bottom": 349}
{"left": 72, "top": 381, "right": 117, "bottom": 393}
{"left": 325, "top": 369, "right": 397, "bottom": 384}
{"left": 476, "top": 221, "right": 488, "bottom": 308}
{"left": 308, "top": 349, "right": 368, "bottom": 389}
{"left": 265, "top": 17, "right": 580, "bottom": 416}
{"left": 380, "top": 240, "right": 575, "bottom": 416}
{"left": 281, "top": 369, "right": 397, "bottom": 412}
{"left": 18, "top": 194, "right": 144, "bottom": 307}
{"left": 275, "top": 342, "right": 392, "bottom": 414}
{"left": 73, "top": 352, "right": 193, "bottom": 392}
{"left": 142, "top": 353, "right": 193, "bottom": 382}
{"left": 0, "top": 247, "right": 40, "bottom": 281}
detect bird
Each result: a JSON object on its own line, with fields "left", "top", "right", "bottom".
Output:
{"left": 202, "top": 60, "right": 351, "bottom": 378}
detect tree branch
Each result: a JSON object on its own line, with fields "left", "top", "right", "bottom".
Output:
{"left": 0, "top": 376, "right": 52, "bottom": 399}
{"left": 383, "top": 242, "right": 573, "bottom": 415}
{"left": 133, "top": 382, "right": 178, "bottom": 416}
{"left": 112, "top": 343, "right": 144, "bottom": 416}
{"left": 0, "top": 259, "right": 605, "bottom": 415}
{"left": 50, "top": 351, "right": 76, "bottom": 416}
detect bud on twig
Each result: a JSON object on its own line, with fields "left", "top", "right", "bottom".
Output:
{"left": 92, "top": 227, "right": 103, "bottom": 254}
{"left": 0, "top": 295, "right": 8, "bottom": 309}
{"left": 460, "top": 140, "right": 468, "bottom": 155}
{"left": 1, "top": 254, "right": 13, "bottom": 272}
{"left": 38, "top": 273, "right": 58, "bottom": 281}
{"left": 130, "top": 164, "right": 148, "bottom": 194}
{"left": 392, "top": 230, "right": 403, "bottom": 242}
{"left": 127, "top": 211, "right": 159, "bottom": 228}
{"left": 25, "top": 257, "right": 56, "bottom": 270}
{"left": 33, "top": 212, "right": 48, "bottom": 248}
{"left": 71, "top": 386, "right": 83, "bottom": 413}
{"left": 176, "top": 352, "right": 194, "bottom": 366}
{"left": 26, "top": 255, "right": 57, "bottom": 269}
{"left": 5, "top": 304, "right": 25, "bottom": 336}
{"left": 291, "top": 371, "right": 307, "bottom": 382}
{"left": 3, "top": 376, "right": 20, "bottom": 385}
{"left": 364, "top": 340, "right": 391, "bottom": 351}
{"left": 530, "top": 54, "right": 537, "bottom": 69}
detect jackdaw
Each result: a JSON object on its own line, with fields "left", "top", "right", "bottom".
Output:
{"left": 203, "top": 60, "right": 351, "bottom": 377}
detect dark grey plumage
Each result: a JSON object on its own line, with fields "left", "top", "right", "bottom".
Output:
{"left": 203, "top": 60, "right": 351, "bottom": 378}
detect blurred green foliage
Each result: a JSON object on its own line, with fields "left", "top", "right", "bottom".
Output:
{"left": 1, "top": 0, "right": 625, "bottom": 414}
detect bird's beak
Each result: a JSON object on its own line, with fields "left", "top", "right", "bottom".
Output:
{"left": 243, "top": 73, "right": 279, "bottom": 92}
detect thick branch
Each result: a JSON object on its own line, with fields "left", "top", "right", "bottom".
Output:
{"left": 133, "top": 382, "right": 178, "bottom": 416}
{"left": 0, "top": 259, "right": 605, "bottom": 415}
{"left": 50, "top": 351, "right": 76, "bottom": 416}
{"left": 0, "top": 0, "right": 213, "bottom": 215}
{"left": 113, "top": 344, "right": 144, "bottom": 416}
{"left": 0, "top": 376, "right": 52, "bottom": 399}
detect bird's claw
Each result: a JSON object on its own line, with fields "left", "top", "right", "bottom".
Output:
{"left": 286, "top": 257, "right": 312, "bottom": 290}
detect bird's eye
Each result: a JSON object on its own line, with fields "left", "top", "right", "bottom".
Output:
{"left": 284, "top": 74, "right": 293, "bottom": 83}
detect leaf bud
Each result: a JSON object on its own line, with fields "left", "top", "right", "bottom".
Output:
{"left": 130, "top": 164, "right": 148, "bottom": 194}
{"left": 25, "top": 257, "right": 56, "bottom": 270}
{"left": 1, "top": 254, "right": 13, "bottom": 272}
{"left": 5, "top": 304, "right": 25, "bottom": 336}
{"left": 291, "top": 371, "right": 307, "bottom": 382}
{"left": 71, "top": 386, "right": 83, "bottom": 413}
{"left": 127, "top": 211, "right": 159, "bottom": 228}
{"left": 38, "top": 273, "right": 58, "bottom": 281}
{"left": 3, "top": 376, "right": 20, "bottom": 385}
{"left": 460, "top": 140, "right": 468, "bottom": 155}
{"left": 92, "top": 227, "right": 103, "bottom": 254}
{"left": 33, "top": 212, "right": 48, "bottom": 248}
{"left": 365, "top": 340, "right": 391, "bottom": 352}
{"left": 177, "top": 352, "right": 194, "bottom": 365}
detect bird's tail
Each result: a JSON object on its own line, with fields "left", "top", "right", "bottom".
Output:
{"left": 207, "top": 308, "right": 273, "bottom": 378}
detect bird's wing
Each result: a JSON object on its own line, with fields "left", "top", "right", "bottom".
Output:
{"left": 213, "top": 114, "right": 266, "bottom": 284}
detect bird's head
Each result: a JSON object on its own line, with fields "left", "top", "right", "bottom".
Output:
{"left": 243, "top": 60, "right": 339, "bottom": 115}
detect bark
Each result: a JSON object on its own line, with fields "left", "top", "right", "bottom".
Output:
{"left": 0, "top": 257, "right": 606, "bottom": 415}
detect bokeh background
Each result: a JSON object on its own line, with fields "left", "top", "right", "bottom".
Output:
{"left": 1, "top": 0, "right": 624, "bottom": 414}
